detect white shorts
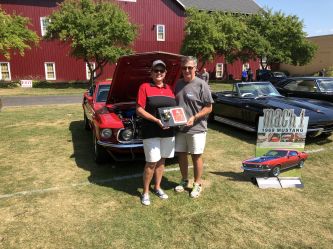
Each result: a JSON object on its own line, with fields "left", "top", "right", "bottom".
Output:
{"left": 143, "top": 137, "right": 175, "bottom": 163}
{"left": 175, "top": 132, "right": 206, "bottom": 154}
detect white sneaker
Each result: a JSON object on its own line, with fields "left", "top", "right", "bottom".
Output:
{"left": 174, "top": 179, "right": 189, "bottom": 193}
{"left": 141, "top": 193, "right": 150, "bottom": 206}
{"left": 190, "top": 183, "right": 202, "bottom": 198}
{"left": 155, "top": 189, "right": 168, "bottom": 199}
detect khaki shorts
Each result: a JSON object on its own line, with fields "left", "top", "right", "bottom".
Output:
{"left": 175, "top": 132, "right": 206, "bottom": 154}
{"left": 143, "top": 137, "right": 175, "bottom": 163}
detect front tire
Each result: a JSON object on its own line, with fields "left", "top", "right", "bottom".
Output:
{"left": 298, "top": 160, "right": 305, "bottom": 168}
{"left": 93, "top": 132, "right": 108, "bottom": 164}
{"left": 270, "top": 166, "right": 281, "bottom": 177}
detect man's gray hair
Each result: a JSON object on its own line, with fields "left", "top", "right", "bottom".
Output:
{"left": 181, "top": 56, "right": 197, "bottom": 67}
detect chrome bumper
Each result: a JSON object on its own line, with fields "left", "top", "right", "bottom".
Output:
{"left": 97, "top": 140, "right": 143, "bottom": 149}
{"left": 241, "top": 166, "right": 271, "bottom": 172}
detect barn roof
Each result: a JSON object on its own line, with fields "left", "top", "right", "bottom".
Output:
{"left": 175, "top": 0, "right": 261, "bottom": 14}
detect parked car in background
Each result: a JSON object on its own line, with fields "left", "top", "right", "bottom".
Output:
{"left": 256, "top": 69, "right": 287, "bottom": 84}
{"left": 275, "top": 77, "right": 333, "bottom": 103}
{"left": 210, "top": 82, "right": 333, "bottom": 138}
{"left": 82, "top": 52, "right": 183, "bottom": 163}
{"left": 242, "top": 149, "right": 308, "bottom": 177}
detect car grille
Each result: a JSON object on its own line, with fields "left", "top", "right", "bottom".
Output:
{"left": 243, "top": 164, "right": 261, "bottom": 168}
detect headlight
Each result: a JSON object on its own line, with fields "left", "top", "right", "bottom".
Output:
{"left": 100, "top": 129, "right": 112, "bottom": 139}
{"left": 120, "top": 129, "right": 133, "bottom": 141}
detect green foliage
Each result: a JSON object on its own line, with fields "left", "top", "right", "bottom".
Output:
{"left": 181, "top": 8, "right": 218, "bottom": 66}
{"left": 181, "top": 9, "right": 247, "bottom": 76}
{"left": 0, "top": 7, "right": 39, "bottom": 59}
{"left": 45, "top": 0, "right": 137, "bottom": 85}
{"left": 245, "top": 9, "right": 317, "bottom": 68}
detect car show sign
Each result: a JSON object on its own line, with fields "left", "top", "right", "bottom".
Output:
{"left": 256, "top": 108, "right": 308, "bottom": 151}
{"left": 242, "top": 108, "right": 309, "bottom": 187}
{"left": 20, "top": 80, "right": 33, "bottom": 88}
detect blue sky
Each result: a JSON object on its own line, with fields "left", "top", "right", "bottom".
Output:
{"left": 255, "top": 0, "right": 333, "bottom": 37}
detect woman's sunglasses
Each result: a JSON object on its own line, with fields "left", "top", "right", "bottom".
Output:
{"left": 153, "top": 69, "right": 166, "bottom": 73}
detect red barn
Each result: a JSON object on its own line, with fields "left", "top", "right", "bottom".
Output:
{"left": 0, "top": 0, "right": 261, "bottom": 82}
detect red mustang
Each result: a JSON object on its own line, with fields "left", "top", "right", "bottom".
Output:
{"left": 82, "top": 52, "right": 183, "bottom": 163}
{"left": 242, "top": 149, "right": 308, "bottom": 177}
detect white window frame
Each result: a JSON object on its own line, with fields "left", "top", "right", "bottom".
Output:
{"left": 40, "top": 17, "right": 50, "bottom": 37}
{"left": 156, "top": 24, "right": 165, "bottom": 41}
{"left": 215, "top": 63, "right": 223, "bottom": 78}
{"left": 44, "top": 62, "right": 56, "bottom": 80}
{"left": 0, "top": 62, "right": 11, "bottom": 81}
{"left": 86, "top": 62, "right": 96, "bottom": 80}
{"left": 117, "top": 0, "right": 136, "bottom": 2}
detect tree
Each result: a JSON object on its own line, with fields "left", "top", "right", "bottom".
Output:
{"left": 244, "top": 9, "right": 317, "bottom": 69}
{"left": 181, "top": 8, "right": 219, "bottom": 69}
{"left": 45, "top": 0, "right": 137, "bottom": 85}
{"left": 212, "top": 12, "right": 248, "bottom": 79}
{"left": 181, "top": 9, "right": 248, "bottom": 78}
{"left": 0, "top": 7, "right": 39, "bottom": 60}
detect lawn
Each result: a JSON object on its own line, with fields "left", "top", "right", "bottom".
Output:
{"left": 0, "top": 81, "right": 231, "bottom": 97}
{"left": 0, "top": 104, "right": 332, "bottom": 248}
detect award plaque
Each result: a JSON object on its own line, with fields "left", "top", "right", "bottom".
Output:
{"left": 158, "top": 106, "right": 187, "bottom": 127}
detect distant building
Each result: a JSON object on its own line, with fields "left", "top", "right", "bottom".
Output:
{"left": 0, "top": 0, "right": 260, "bottom": 82}
{"left": 280, "top": 34, "right": 333, "bottom": 76}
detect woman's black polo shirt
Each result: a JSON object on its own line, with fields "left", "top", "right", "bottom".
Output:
{"left": 137, "top": 82, "right": 176, "bottom": 139}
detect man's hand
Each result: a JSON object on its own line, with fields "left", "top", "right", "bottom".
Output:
{"left": 186, "top": 116, "right": 195, "bottom": 127}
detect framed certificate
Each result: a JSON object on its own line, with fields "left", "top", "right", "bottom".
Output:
{"left": 158, "top": 106, "right": 187, "bottom": 127}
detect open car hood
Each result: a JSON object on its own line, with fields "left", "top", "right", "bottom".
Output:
{"left": 106, "top": 52, "right": 183, "bottom": 104}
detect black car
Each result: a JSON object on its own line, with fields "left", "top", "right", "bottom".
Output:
{"left": 256, "top": 70, "right": 287, "bottom": 84}
{"left": 275, "top": 77, "right": 333, "bottom": 103}
{"left": 211, "top": 82, "right": 333, "bottom": 137}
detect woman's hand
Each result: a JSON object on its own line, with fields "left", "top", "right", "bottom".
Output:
{"left": 156, "top": 119, "right": 170, "bottom": 130}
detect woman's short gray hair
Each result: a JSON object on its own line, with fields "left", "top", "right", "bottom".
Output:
{"left": 181, "top": 56, "right": 197, "bottom": 67}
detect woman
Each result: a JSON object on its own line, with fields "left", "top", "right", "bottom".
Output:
{"left": 136, "top": 60, "right": 177, "bottom": 206}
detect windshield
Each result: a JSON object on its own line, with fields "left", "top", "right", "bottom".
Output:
{"left": 272, "top": 72, "right": 286, "bottom": 77}
{"left": 317, "top": 79, "right": 333, "bottom": 92}
{"left": 264, "top": 150, "right": 287, "bottom": 157}
{"left": 237, "top": 82, "right": 282, "bottom": 98}
{"left": 96, "top": 84, "right": 111, "bottom": 102}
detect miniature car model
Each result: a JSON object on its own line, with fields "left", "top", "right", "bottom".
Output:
{"left": 82, "top": 52, "right": 183, "bottom": 163}
{"left": 275, "top": 77, "right": 333, "bottom": 103}
{"left": 242, "top": 149, "right": 308, "bottom": 177}
{"left": 211, "top": 82, "right": 333, "bottom": 138}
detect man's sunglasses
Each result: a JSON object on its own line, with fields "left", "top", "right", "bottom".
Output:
{"left": 153, "top": 69, "right": 166, "bottom": 73}
{"left": 182, "top": 66, "right": 195, "bottom": 71}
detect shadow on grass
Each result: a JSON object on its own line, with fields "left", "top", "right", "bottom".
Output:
{"left": 208, "top": 120, "right": 257, "bottom": 145}
{"left": 69, "top": 120, "right": 177, "bottom": 197}
{"left": 210, "top": 171, "right": 257, "bottom": 185}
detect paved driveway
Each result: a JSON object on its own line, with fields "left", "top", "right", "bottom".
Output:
{"left": 1, "top": 95, "right": 82, "bottom": 107}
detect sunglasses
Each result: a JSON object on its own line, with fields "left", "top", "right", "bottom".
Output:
{"left": 153, "top": 69, "right": 166, "bottom": 73}
{"left": 182, "top": 66, "right": 195, "bottom": 71}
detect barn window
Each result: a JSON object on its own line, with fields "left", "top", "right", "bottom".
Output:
{"left": 156, "top": 24, "right": 165, "bottom": 41}
{"left": 117, "top": 0, "right": 137, "bottom": 2}
{"left": 44, "top": 62, "right": 56, "bottom": 80}
{"left": 86, "top": 62, "right": 96, "bottom": 80}
{"left": 40, "top": 17, "right": 50, "bottom": 36}
{"left": 215, "top": 63, "right": 223, "bottom": 78}
{"left": 0, "top": 62, "right": 11, "bottom": 81}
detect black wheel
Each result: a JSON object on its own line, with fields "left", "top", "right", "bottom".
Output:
{"left": 93, "top": 132, "right": 108, "bottom": 164}
{"left": 298, "top": 160, "right": 305, "bottom": 168}
{"left": 84, "top": 113, "right": 91, "bottom": 130}
{"left": 270, "top": 166, "right": 281, "bottom": 177}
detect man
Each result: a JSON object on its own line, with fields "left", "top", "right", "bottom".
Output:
{"left": 174, "top": 56, "right": 214, "bottom": 198}
{"left": 201, "top": 68, "right": 209, "bottom": 84}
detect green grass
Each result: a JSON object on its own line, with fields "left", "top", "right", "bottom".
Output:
{"left": 0, "top": 105, "right": 333, "bottom": 248}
